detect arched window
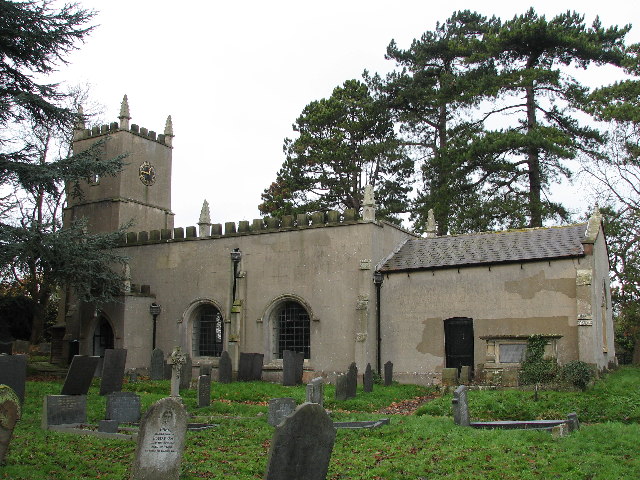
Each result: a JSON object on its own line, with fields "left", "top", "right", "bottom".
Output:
{"left": 275, "top": 301, "right": 310, "bottom": 359}
{"left": 193, "top": 304, "right": 223, "bottom": 357}
{"left": 93, "top": 316, "right": 114, "bottom": 356}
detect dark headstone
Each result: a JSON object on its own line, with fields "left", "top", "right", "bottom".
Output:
{"left": 99, "top": 348, "right": 127, "bottom": 396}
{"left": 131, "top": 397, "right": 188, "bottom": 480}
{"left": 42, "top": 395, "right": 86, "bottom": 428}
{"left": 197, "top": 375, "right": 211, "bottom": 408}
{"left": 335, "top": 374, "right": 348, "bottom": 401}
{"left": 384, "top": 361, "right": 393, "bottom": 386}
{"left": 200, "top": 364, "right": 212, "bottom": 377}
{"left": 150, "top": 348, "right": 165, "bottom": 380}
{"left": 267, "top": 398, "right": 296, "bottom": 427}
{"left": 252, "top": 353, "right": 264, "bottom": 381}
{"left": 0, "top": 342, "right": 12, "bottom": 355}
{"left": 106, "top": 392, "right": 141, "bottom": 423}
{"left": 346, "top": 362, "right": 357, "bottom": 398}
{"left": 452, "top": 385, "right": 470, "bottom": 426}
{"left": 61, "top": 355, "right": 100, "bottom": 395}
{"left": 0, "top": 355, "right": 27, "bottom": 403}
{"left": 164, "top": 363, "right": 173, "bottom": 381}
{"left": 179, "top": 354, "right": 192, "bottom": 390}
{"left": 0, "top": 386, "right": 20, "bottom": 465}
{"left": 282, "top": 350, "right": 304, "bottom": 386}
{"left": 363, "top": 363, "right": 373, "bottom": 393}
{"left": 237, "top": 352, "right": 253, "bottom": 381}
{"left": 567, "top": 412, "right": 580, "bottom": 432}
{"left": 305, "top": 377, "right": 324, "bottom": 407}
{"left": 218, "top": 351, "right": 232, "bottom": 384}
{"left": 264, "top": 403, "right": 336, "bottom": 480}
{"left": 99, "top": 419, "right": 118, "bottom": 433}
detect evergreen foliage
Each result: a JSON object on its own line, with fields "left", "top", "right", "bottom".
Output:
{"left": 519, "top": 334, "right": 558, "bottom": 386}
{"left": 0, "top": 1, "right": 128, "bottom": 343}
{"left": 561, "top": 360, "right": 596, "bottom": 391}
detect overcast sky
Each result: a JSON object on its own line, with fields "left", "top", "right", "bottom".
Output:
{"left": 53, "top": 0, "right": 640, "bottom": 229}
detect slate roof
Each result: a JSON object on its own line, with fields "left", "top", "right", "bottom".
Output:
{"left": 380, "top": 223, "right": 588, "bottom": 273}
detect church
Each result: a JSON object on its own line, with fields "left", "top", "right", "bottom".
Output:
{"left": 56, "top": 97, "right": 615, "bottom": 385}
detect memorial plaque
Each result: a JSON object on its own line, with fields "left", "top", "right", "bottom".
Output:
{"left": 130, "top": 397, "right": 188, "bottom": 480}
{"left": 99, "top": 348, "right": 127, "bottom": 396}
{"left": 197, "top": 375, "right": 211, "bottom": 408}
{"left": 42, "top": 395, "right": 87, "bottom": 428}
{"left": 218, "top": 351, "right": 232, "bottom": 384}
{"left": 150, "top": 348, "right": 165, "bottom": 380}
{"left": 0, "top": 355, "right": 27, "bottom": 403}
{"left": 264, "top": 403, "right": 336, "bottom": 480}
{"left": 106, "top": 392, "right": 141, "bottom": 423}
{"left": 61, "top": 355, "right": 100, "bottom": 395}
{"left": 267, "top": 398, "right": 296, "bottom": 427}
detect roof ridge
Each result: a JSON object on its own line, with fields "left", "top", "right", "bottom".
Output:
{"left": 421, "top": 222, "right": 588, "bottom": 241}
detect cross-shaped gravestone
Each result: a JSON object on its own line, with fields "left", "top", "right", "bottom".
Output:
{"left": 168, "top": 347, "right": 187, "bottom": 398}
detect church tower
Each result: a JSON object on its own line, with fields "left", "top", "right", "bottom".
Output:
{"left": 65, "top": 95, "right": 175, "bottom": 234}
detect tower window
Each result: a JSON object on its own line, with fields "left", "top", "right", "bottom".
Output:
{"left": 275, "top": 301, "right": 310, "bottom": 359}
{"left": 193, "top": 305, "right": 223, "bottom": 357}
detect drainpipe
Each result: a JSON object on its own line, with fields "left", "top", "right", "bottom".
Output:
{"left": 373, "top": 270, "right": 384, "bottom": 376}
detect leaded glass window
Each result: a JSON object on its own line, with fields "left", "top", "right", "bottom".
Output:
{"left": 275, "top": 301, "right": 310, "bottom": 359}
{"left": 193, "top": 305, "right": 223, "bottom": 357}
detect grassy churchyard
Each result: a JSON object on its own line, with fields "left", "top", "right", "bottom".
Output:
{"left": 2, "top": 367, "right": 639, "bottom": 479}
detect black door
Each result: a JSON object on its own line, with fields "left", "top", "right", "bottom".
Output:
{"left": 444, "top": 317, "right": 474, "bottom": 371}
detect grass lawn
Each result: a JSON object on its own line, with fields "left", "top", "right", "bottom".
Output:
{"left": 2, "top": 368, "right": 639, "bottom": 479}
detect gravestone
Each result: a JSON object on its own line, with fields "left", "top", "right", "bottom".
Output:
{"left": 106, "top": 392, "right": 141, "bottom": 423}
{"left": 335, "top": 374, "right": 348, "bottom": 401}
{"left": 130, "top": 396, "right": 188, "bottom": 480}
{"left": 218, "top": 351, "right": 232, "bottom": 384}
{"left": 168, "top": 347, "right": 187, "bottom": 397}
{"left": 179, "top": 354, "right": 192, "bottom": 390}
{"left": 99, "top": 348, "right": 128, "bottom": 396}
{"left": 305, "top": 377, "right": 324, "bottom": 407}
{"left": 99, "top": 419, "right": 119, "bottom": 434}
{"left": 282, "top": 350, "right": 304, "bottom": 386}
{"left": 237, "top": 352, "right": 253, "bottom": 381}
{"left": 200, "top": 364, "right": 212, "bottom": 377}
{"left": 0, "top": 385, "right": 21, "bottom": 465}
{"left": 61, "top": 355, "right": 100, "bottom": 395}
{"left": 441, "top": 367, "right": 458, "bottom": 386}
{"left": 363, "top": 363, "right": 373, "bottom": 393}
{"left": 0, "top": 354, "right": 27, "bottom": 403}
{"left": 267, "top": 398, "right": 296, "bottom": 427}
{"left": 567, "top": 412, "right": 580, "bottom": 432}
{"left": 197, "top": 375, "right": 211, "bottom": 408}
{"left": 164, "top": 364, "right": 173, "bottom": 381}
{"left": 150, "top": 348, "right": 165, "bottom": 380}
{"left": 452, "top": 385, "right": 470, "bottom": 426}
{"left": 459, "top": 365, "right": 471, "bottom": 384}
{"left": 264, "top": 402, "right": 336, "bottom": 480}
{"left": 346, "top": 362, "right": 357, "bottom": 399}
{"left": 251, "top": 353, "right": 264, "bottom": 381}
{"left": 42, "top": 395, "right": 86, "bottom": 428}
{"left": 384, "top": 361, "right": 393, "bottom": 386}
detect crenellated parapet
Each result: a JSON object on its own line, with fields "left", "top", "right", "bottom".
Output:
{"left": 119, "top": 208, "right": 373, "bottom": 246}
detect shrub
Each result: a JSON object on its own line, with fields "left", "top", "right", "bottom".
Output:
{"left": 561, "top": 361, "right": 596, "bottom": 391}
{"left": 519, "top": 335, "right": 559, "bottom": 385}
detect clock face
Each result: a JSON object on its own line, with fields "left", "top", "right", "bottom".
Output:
{"left": 139, "top": 161, "right": 156, "bottom": 186}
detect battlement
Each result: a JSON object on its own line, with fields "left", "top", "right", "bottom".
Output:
{"left": 73, "top": 122, "right": 171, "bottom": 146}
{"left": 120, "top": 209, "right": 374, "bottom": 246}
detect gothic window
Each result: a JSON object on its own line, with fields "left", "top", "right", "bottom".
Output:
{"left": 193, "top": 305, "right": 223, "bottom": 357}
{"left": 92, "top": 316, "right": 114, "bottom": 356}
{"left": 275, "top": 301, "right": 310, "bottom": 359}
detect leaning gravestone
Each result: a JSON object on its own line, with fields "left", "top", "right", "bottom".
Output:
{"left": 0, "top": 355, "right": 27, "bottom": 403}
{"left": 130, "top": 396, "right": 188, "bottom": 480}
{"left": 306, "top": 377, "right": 324, "bottom": 407}
{"left": 106, "top": 392, "right": 141, "bottom": 423}
{"left": 282, "top": 350, "right": 304, "bottom": 386}
{"left": 363, "top": 363, "right": 373, "bottom": 393}
{"left": 197, "top": 375, "right": 211, "bottom": 408}
{"left": 150, "top": 348, "right": 165, "bottom": 380}
{"left": 42, "top": 395, "right": 86, "bottom": 429}
{"left": 218, "top": 351, "right": 232, "bottom": 384}
{"left": 335, "top": 374, "right": 349, "bottom": 401}
{"left": 346, "top": 363, "right": 357, "bottom": 399}
{"left": 99, "top": 348, "right": 128, "bottom": 396}
{"left": 267, "top": 397, "right": 296, "bottom": 427}
{"left": 452, "top": 385, "right": 470, "bottom": 426}
{"left": 264, "top": 402, "right": 336, "bottom": 480}
{"left": 61, "top": 355, "right": 100, "bottom": 395}
{"left": 384, "top": 361, "right": 393, "bottom": 386}
{"left": 179, "top": 354, "right": 192, "bottom": 390}
{"left": 0, "top": 385, "right": 21, "bottom": 465}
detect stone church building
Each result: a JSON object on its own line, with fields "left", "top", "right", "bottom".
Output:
{"left": 57, "top": 98, "right": 615, "bottom": 384}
